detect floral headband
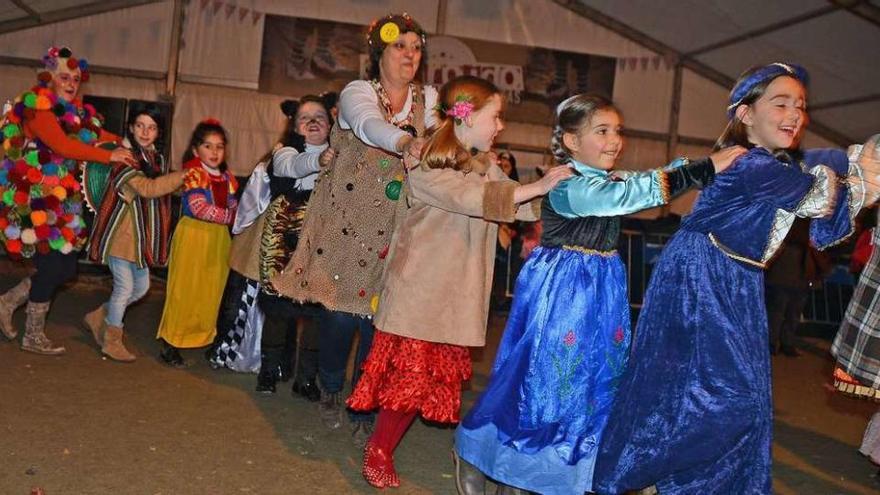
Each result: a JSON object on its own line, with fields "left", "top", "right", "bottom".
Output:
{"left": 435, "top": 94, "right": 474, "bottom": 125}
{"left": 727, "top": 62, "right": 808, "bottom": 119}
{"left": 38, "top": 46, "right": 90, "bottom": 86}
{"left": 366, "top": 13, "right": 427, "bottom": 51}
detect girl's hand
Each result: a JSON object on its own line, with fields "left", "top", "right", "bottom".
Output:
{"left": 319, "top": 148, "right": 336, "bottom": 168}
{"left": 402, "top": 150, "right": 420, "bottom": 170}
{"left": 709, "top": 146, "right": 747, "bottom": 173}
{"left": 399, "top": 136, "right": 426, "bottom": 161}
{"left": 513, "top": 165, "right": 574, "bottom": 204}
{"left": 110, "top": 147, "right": 136, "bottom": 166}
{"left": 535, "top": 164, "right": 575, "bottom": 195}
{"left": 855, "top": 134, "right": 880, "bottom": 205}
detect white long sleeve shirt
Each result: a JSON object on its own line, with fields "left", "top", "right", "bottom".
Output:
{"left": 273, "top": 142, "right": 329, "bottom": 191}
{"left": 232, "top": 142, "right": 328, "bottom": 235}
{"left": 337, "top": 80, "right": 438, "bottom": 152}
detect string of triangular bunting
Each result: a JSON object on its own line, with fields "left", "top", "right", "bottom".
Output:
{"left": 618, "top": 54, "right": 679, "bottom": 72}
{"left": 197, "top": 0, "right": 263, "bottom": 25}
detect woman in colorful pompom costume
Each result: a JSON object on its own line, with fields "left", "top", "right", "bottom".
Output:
{"left": 0, "top": 46, "right": 135, "bottom": 355}
{"left": 156, "top": 119, "right": 237, "bottom": 368}
{"left": 82, "top": 103, "right": 184, "bottom": 362}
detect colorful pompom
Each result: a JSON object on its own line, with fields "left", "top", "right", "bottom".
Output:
{"left": 35, "top": 224, "right": 50, "bottom": 240}
{"left": 4, "top": 224, "right": 21, "bottom": 240}
{"left": 13, "top": 191, "right": 29, "bottom": 205}
{"left": 26, "top": 167, "right": 42, "bottom": 184}
{"left": 24, "top": 151, "right": 39, "bottom": 166}
{"left": 22, "top": 93, "right": 37, "bottom": 109}
{"left": 5, "top": 239, "right": 22, "bottom": 254}
{"left": 2, "top": 124, "right": 20, "bottom": 139}
{"left": 43, "top": 195, "right": 59, "bottom": 210}
{"left": 58, "top": 47, "right": 72, "bottom": 58}
{"left": 30, "top": 210, "right": 47, "bottom": 226}
{"left": 60, "top": 227, "right": 75, "bottom": 242}
{"left": 34, "top": 95, "right": 51, "bottom": 110}
{"left": 20, "top": 228, "right": 36, "bottom": 244}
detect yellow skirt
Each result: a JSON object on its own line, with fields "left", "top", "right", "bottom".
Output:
{"left": 157, "top": 216, "right": 231, "bottom": 348}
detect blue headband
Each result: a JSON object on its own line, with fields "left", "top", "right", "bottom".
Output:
{"left": 727, "top": 63, "right": 809, "bottom": 119}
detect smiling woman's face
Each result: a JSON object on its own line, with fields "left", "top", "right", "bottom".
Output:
{"left": 379, "top": 31, "right": 423, "bottom": 85}
{"left": 51, "top": 65, "right": 82, "bottom": 102}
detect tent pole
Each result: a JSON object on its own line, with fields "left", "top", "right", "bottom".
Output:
{"left": 436, "top": 0, "right": 448, "bottom": 35}
{"left": 163, "top": 0, "right": 185, "bottom": 100}
{"left": 661, "top": 60, "right": 683, "bottom": 217}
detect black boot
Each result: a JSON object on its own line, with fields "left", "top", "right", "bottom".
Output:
{"left": 453, "top": 450, "right": 486, "bottom": 495}
{"left": 292, "top": 345, "right": 320, "bottom": 401}
{"left": 256, "top": 349, "right": 281, "bottom": 394}
{"left": 159, "top": 340, "right": 185, "bottom": 368}
{"left": 278, "top": 318, "right": 297, "bottom": 382}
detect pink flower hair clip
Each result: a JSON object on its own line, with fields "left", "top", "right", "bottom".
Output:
{"left": 436, "top": 94, "right": 474, "bottom": 125}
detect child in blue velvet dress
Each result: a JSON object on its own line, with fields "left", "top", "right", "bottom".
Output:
{"left": 594, "top": 64, "right": 880, "bottom": 494}
{"left": 453, "top": 94, "right": 742, "bottom": 495}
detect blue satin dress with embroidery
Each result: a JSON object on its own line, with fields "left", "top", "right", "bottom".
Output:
{"left": 456, "top": 158, "right": 714, "bottom": 495}
{"left": 593, "top": 148, "right": 858, "bottom": 495}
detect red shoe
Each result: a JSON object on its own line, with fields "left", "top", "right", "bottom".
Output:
{"left": 363, "top": 442, "right": 400, "bottom": 488}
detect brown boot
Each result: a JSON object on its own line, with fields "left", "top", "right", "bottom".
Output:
{"left": 0, "top": 278, "right": 31, "bottom": 340}
{"left": 83, "top": 305, "right": 107, "bottom": 347}
{"left": 102, "top": 326, "right": 136, "bottom": 362}
{"left": 20, "top": 301, "right": 65, "bottom": 355}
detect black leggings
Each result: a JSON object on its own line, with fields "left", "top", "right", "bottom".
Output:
{"left": 29, "top": 251, "right": 78, "bottom": 303}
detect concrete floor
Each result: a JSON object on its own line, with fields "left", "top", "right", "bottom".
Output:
{"left": 0, "top": 264, "right": 878, "bottom": 494}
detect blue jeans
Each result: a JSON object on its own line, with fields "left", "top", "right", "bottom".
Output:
{"left": 318, "top": 310, "right": 375, "bottom": 422}
{"left": 105, "top": 256, "right": 151, "bottom": 328}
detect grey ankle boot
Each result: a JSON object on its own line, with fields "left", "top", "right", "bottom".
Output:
{"left": 20, "top": 301, "right": 65, "bottom": 355}
{"left": 453, "top": 449, "right": 486, "bottom": 495}
{"left": 318, "top": 391, "right": 343, "bottom": 430}
{"left": 495, "top": 483, "right": 530, "bottom": 495}
{"left": 0, "top": 277, "right": 31, "bottom": 339}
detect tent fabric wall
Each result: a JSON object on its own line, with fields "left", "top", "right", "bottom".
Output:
{"left": 0, "top": 0, "right": 861, "bottom": 207}
{"left": 0, "top": 1, "right": 172, "bottom": 73}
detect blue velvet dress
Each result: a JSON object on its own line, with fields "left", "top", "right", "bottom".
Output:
{"left": 456, "top": 157, "right": 716, "bottom": 495}
{"left": 594, "top": 147, "right": 860, "bottom": 495}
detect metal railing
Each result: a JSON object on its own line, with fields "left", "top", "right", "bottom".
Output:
{"left": 618, "top": 229, "right": 853, "bottom": 325}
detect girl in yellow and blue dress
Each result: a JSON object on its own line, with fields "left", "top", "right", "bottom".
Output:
{"left": 157, "top": 119, "right": 238, "bottom": 367}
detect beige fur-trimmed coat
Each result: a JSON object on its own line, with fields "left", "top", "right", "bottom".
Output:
{"left": 374, "top": 159, "right": 538, "bottom": 347}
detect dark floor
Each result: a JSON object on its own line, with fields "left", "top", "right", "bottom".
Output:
{"left": 0, "top": 262, "right": 878, "bottom": 494}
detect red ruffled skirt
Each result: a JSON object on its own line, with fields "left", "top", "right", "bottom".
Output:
{"left": 347, "top": 329, "right": 472, "bottom": 423}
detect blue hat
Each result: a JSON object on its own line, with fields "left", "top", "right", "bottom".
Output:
{"left": 727, "top": 63, "right": 809, "bottom": 119}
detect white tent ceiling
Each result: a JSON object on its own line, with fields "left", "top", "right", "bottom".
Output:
{"left": 2, "top": 0, "right": 877, "bottom": 147}
{"left": 0, "top": 1, "right": 159, "bottom": 31}
{"left": 562, "top": 0, "right": 880, "bottom": 144}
